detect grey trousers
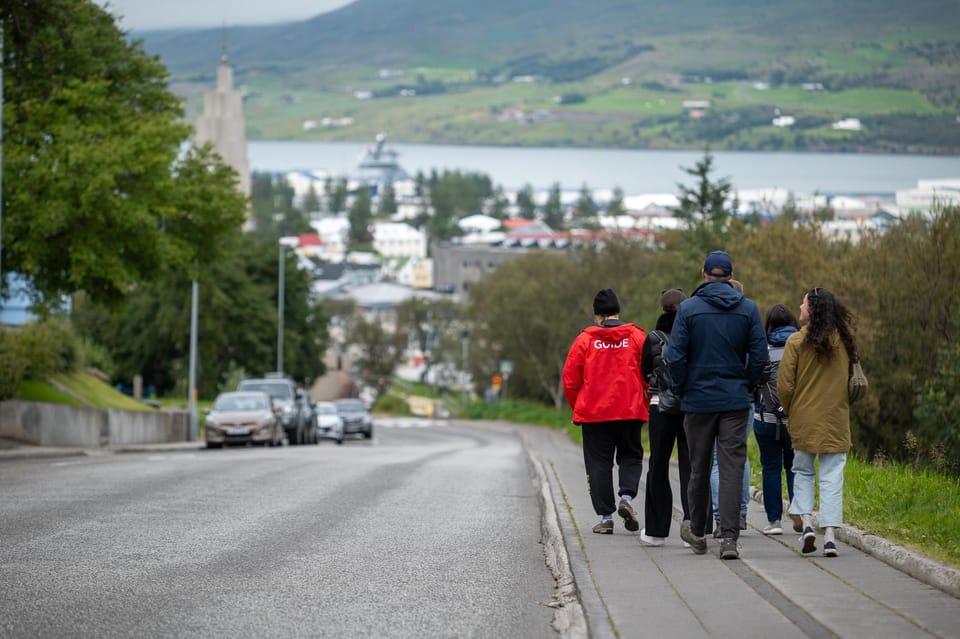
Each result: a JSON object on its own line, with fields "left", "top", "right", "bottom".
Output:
{"left": 684, "top": 409, "right": 750, "bottom": 540}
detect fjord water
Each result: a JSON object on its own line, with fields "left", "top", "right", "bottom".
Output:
{"left": 249, "top": 140, "right": 960, "bottom": 196}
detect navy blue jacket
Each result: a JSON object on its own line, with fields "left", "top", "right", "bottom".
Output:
{"left": 665, "top": 280, "right": 768, "bottom": 413}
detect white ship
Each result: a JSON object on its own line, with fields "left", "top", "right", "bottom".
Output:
{"left": 357, "top": 133, "right": 408, "bottom": 187}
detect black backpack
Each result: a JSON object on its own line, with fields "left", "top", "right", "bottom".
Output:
{"left": 756, "top": 344, "right": 785, "bottom": 424}
{"left": 649, "top": 330, "right": 681, "bottom": 416}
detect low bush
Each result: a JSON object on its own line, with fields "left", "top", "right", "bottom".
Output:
{"left": 373, "top": 393, "right": 412, "bottom": 416}
{"left": 0, "top": 329, "right": 24, "bottom": 399}
{"left": 16, "top": 318, "right": 81, "bottom": 379}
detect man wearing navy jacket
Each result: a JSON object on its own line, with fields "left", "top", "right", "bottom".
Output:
{"left": 667, "top": 252, "right": 767, "bottom": 559}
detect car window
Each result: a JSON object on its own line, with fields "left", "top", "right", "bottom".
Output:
{"left": 316, "top": 403, "right": 337, "bottom": 415}
{"left": 215, "top": 395, "right": 269, "bottom": 411}
{"left": 239, "top": 381, "right": 292, "bottom": 400}
{"left": 335, "top": 400, "right": 367, "bottom": 413}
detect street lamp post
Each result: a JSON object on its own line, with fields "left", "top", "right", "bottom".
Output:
{"left": 460, "top": 329, "right": 470, "bottom": 405}
{"left": 276, "top": 236, "right": 299, "bottom": 374}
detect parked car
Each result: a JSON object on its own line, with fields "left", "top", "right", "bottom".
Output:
{"left": 204, "top": 391, "right": 284, "bottom": 448}
{"left": 313, "top": 401, "right": 344, "bottom": 445}
{"left": 334, "top": 398, "right": 373, "bottom": 439}
{"left": 237, "top": 375, "right": 317, "bottom": 445}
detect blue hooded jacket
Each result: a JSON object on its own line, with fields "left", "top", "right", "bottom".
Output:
{"left": 665, "top": 280, "right": 768, "bottom": 413}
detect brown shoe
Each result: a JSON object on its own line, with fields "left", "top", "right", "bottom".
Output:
{"left": 680, "top": 520, "right": 707, "bottom": 554}
{"left": 789, "top": 513, "right": 803, "bottom": 533}
{"left": 617, "top": 498, "right": 640, "bottom": 532}
{"left": 593, "top": 519, "right": 614, "bottom": 534}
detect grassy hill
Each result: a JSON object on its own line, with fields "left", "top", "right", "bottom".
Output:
{"left": 137, "top": 0, "right": 960, "bottom": 153}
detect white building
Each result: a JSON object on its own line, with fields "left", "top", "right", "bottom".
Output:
{"left": 372, "top": 222, "right": 427, "bottom": 259}
{"left": 895, "top": 178, "right": 960, "bottom": 210}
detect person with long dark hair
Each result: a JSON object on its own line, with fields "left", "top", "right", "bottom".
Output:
{"left": 638, "top": 288, "right": 690, "bottom": 545}
{"left": 779, "top": 287, "right": 860, "bottom": 557}
{"left": 753, "top": 303, "right": 800, "bottom": 536}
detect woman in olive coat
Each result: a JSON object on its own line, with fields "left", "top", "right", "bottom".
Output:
{"left": 778, "top": 287, "right": 860, "bottom": 557}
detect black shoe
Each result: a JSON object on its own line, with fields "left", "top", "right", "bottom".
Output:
{"left": 680, "top": 520, "right": 707, "bottom": 555}
{"left": 617, "top": 498, "right": 640, "bottom": 532}
{"left": 801, "top": 526, "right": 817, "bottom": 554}
{"left": 823, "top": 541, "right": 839, "bottom": 557}
{"left": 720, "top": 537, "right": 740, "bottom": 560}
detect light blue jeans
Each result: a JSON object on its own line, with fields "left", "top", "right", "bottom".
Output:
{"left": 711, "top": 417, "right": 751, "bottom": 520}
{"left": 790, "top": 450, "right": 846, "bottom": 528}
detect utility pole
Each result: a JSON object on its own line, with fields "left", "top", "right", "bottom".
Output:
{"left": 188, "top": 279, "right": 199, "bottom": 441}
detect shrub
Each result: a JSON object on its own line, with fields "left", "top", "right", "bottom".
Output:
{"left": 0, "top": 329, "right": 24, "bottom": 399}
{"left": 80, "top": 338, "right": 115, "bottom": 379}
{"left": 373, "top": 393, "right": 412, "bottom": 416}
{"left": 17, "top": 318, "right": 81, "bottom": 379}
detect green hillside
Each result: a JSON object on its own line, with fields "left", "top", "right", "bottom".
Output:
{"left": 138, "top": 0, "right": 960, "bottom": 153}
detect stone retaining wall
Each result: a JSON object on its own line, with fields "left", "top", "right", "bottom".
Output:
{"left": 0, "top": 401, "right": 189, "bottom": 447}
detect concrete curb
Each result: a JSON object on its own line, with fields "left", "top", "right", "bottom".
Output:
{"left": 524, "top": 441, "right": 588, "bottom": 639}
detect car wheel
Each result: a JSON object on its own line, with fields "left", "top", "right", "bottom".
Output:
{"left": 363, "top": 427, "right": 373, "bottom": 440}
{"left": 336, "top": 438, "right": 343, "bottom": 445}
{"left": 206, "top": 442, "right": 222, "bottom": 449}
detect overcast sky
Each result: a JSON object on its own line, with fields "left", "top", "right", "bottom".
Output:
{"left": 99, "top": 0, "right": 355, "bottom": 31}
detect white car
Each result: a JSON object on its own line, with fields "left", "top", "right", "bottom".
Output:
{"left": 313, "top": 401, "right": 344, "bottom": 444}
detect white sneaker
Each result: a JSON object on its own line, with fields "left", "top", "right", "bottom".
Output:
{"left": 639, "top": 528, "right": 666, "bottom": 546}
{"left": 762, "top": 520, "right": 783, "bottom": 535}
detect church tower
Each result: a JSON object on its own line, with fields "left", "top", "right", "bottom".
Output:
{"left": 194, "top": 52, "right": 251, "bottom": 198}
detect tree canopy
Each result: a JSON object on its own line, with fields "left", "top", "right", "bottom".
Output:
{"left": 2, "top": 0, "right": 246, "bottom": 306}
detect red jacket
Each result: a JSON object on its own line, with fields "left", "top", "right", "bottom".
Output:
{"left": 562, "top": 322, "right": 649, "bottom": 424}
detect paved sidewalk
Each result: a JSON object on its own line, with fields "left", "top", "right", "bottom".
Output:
{"left": 518, "top": 424, "right": 960, "bottom": 639}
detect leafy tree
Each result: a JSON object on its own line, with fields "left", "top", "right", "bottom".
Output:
{"left": 672, "top": 150, "right": 739, "bottom": 257}
{"left": 395, "top": 297, "right": 463, "bottom": 384}
{"left": 543, "top": 183, "right": 565, "bottom": 230}
{"left": 250, "top": 173, "right": 311, "bottom": 239}
{"left": 348, "top": 186, "right": 373, "bottom": 248}
{"left": 467, "top": 251, "right": 600, "bottom": 407}
{"left": 914, "top": 336, "right": 960, "bottom": 471}
{"left": 487, "top": 186, "right": 509, "bottom": 220}
{"left": 2, "top": 0, "right": 242, "bottom": 306}
{"left": 377, "top": 184, "right": 398, "bottom": 217}
{"left": 607, "top": 186, "right": 627, "bottom": 216}
{"left": 72, "top": 233, "right": 328, "bottom": 397}
{"left": 302, "top": 183, "right": 321, "bottom": 215}
{"left": 328, "top": 177, "right": 349, "bottom": 213}
{"left": 425, "top": 171, "right": 493, "bottom": 242}
{"left": 349, "top": 315, "right": 405, "bottom": 401}
{"left": 573, "top": 183, "right": 596, "bottom": 223}
{"left": 855, "top": 206, "right": 960, "bottom": 461}
{"left": 516, "top": 184, "right": 537, "bottom": 219}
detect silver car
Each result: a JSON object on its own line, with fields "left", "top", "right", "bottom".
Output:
{"left": 334, "top": 398, "right": 373, "bottom": 439}
{"left": 204, "top": 391, "right": 284, "bottom": 448}
{"left": 313, "top": 401, "right": 344, "bottom": 444}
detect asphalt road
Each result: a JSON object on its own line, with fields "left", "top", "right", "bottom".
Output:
{"left": 0, "top": 419, "right": 556, "bottom": 638}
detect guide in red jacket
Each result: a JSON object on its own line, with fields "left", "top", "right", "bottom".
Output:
{"left": 562, "top": 288, "right": 649, "bottom": 535}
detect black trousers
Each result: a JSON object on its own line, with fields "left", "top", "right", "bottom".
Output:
{"left": 581, "top": 420, "right": 645, "bottom": 517}
{"left": 684, "top": 409, "right": 749, "bottom": 540}
{"left": 644, "top": 405, "right": 690, "bottom": 537}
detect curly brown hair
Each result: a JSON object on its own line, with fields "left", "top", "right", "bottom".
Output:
{"left": 803, "top": 287, "right": 859, "bottom": 362}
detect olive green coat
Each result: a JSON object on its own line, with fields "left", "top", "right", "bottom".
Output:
{"left": 777, "top": 327, "right": 852, "bottom": 453}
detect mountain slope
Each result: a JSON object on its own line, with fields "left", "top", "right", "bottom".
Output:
{"left": 136, "top": 0, "right": 960, "bottom": 152}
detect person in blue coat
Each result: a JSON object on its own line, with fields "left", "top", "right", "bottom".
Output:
{"left": 667, "top": 251, "right": 768, "bottom": 559}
